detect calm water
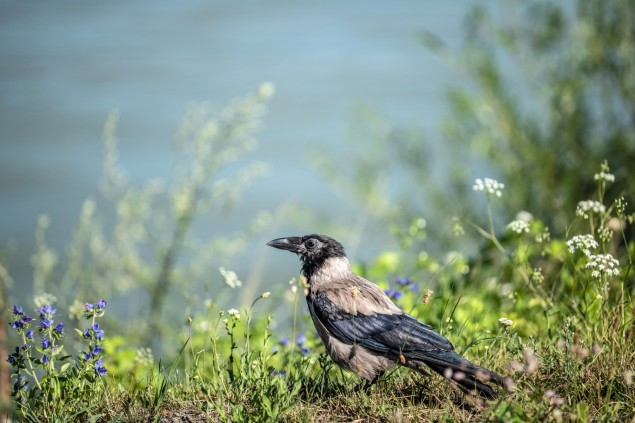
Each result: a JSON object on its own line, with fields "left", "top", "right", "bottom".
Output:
{"left": 1, "top": 1, "right": 488, "bottom": 311}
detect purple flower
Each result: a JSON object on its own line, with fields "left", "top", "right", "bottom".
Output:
{"left": 92, "top": 345, "right": 103, "bottom": 356}
{"left": 40, "top": 317, "right": 54, "bottom": 330}
{"left": 271, "top": 369, "right": 286, "bottom": 377}
{"left": 83, "top": 352, "right": 91, "bottom": 361}
{"left": 41, "top": 354, "right": 49, "bottom": 364}
{"left": 42, "top": 338, "right": 52, "bottom": 350}
{"left": 10, "top": 311, "right": 34, "bottom": 331}
{"left": 384, "top": 288, "right": 403, "bottom": 300}
{"left": 38, "top": 305, "right": 57, "bottom": 316}
{"left": 279, "top": 337, "right": 290, "bottom": 347}
{"left": 96, "top": 299, "right": 108, "bottom": 309}
{"left": 26, "top": 330, "right": 34, "bottom": 339}
{"left": 295, "top": 333, "right": 306, "bottom": 346}
{"left": 85, "top": 303, "right": 94, "bottom": 311}
{"left": 54, "top": 322, "right": 64, "bottom": 333}
{"left": 94, "top": 358, "right": 107, "bottom": 376}
{"left": 92, "top": 323, "right": 104, "bottom": 341}
{"left": 396, "top": 277, "right": 419, "bottom": 292}
{"left": 7, "top": 355, "right": 16, "bottom": 364}
{"left": 396, "top": 277, "right": 412, "bottom": 286}
{"left": 301, "top": 347, "right": 309, "bottom": 355}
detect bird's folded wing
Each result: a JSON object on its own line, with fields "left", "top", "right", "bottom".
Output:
{"left": 309, "top": 292, "right": 453, "bottom": 356}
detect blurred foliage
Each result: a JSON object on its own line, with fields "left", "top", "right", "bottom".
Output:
{"left": 412, "top": 0, "right": 635, "bottom": 240}
{"left": 316, "top": 0, "right": 635, "bottom": 253}
{"left": 23, "top": 84, "right": 275, "bottom": 354}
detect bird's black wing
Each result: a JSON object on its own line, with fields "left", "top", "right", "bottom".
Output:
{"left": 309, "top": 292, "right": 453, "bottom": 356}
{"left": 309, "top": 291, "right": 505, "bottom": 398}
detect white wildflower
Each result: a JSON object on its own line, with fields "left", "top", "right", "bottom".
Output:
{"left": 68, "top": 299, "right": 86, "bottom": 320}
{"left": 566, "top": 234, "right": 599, "bottom": 256}
{"left": 452, "top": 218, "right": 465, "bottom": 236}
{"left": 219, "top": 267, "right": 242, "bottom": 288}
{"left": 594, "top": 171, "right": 615, "bottom": 183}
{"left": 498, "top": 317, "right": 513, "bottom": 327}
{"left": 473, "top": 178, "right": 504, "bottom": 197}
{"left": 507, "top": 211, "right": 533, "bottom": 235}
{"left": 531, "top": 268, "right": 544, "bottom": 285}
{"left": 134, "top": 347, "right": 154, "bottom": 366}
{"left": 261, "top": 291, "right": 271, "bottom": 299}
{"left": 228, "top": 308, "right": 241, "bottom": 320}
{"left": 507, "top": 219, "right": 530, "bottom": 234}
{"left": 515, "top": 210, "right": 533, "bottom": 223}
{"left": 258, "top": 81, "right": 276, "bottom": 99}
{"left": 615, "top": 197, "right": 627, "bottom": 218}
{"left": 594, "top": 161, "right": 615, "bottom": 183}
{"left": 34, "top": 293, "right": 58, "bottom": 308}
{"left": 576, "top": 201, "right": 606, "bottom": 219}
{"left": 585, "top": 253, "right": 620, "bottom": 279}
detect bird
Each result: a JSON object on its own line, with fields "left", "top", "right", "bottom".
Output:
{"left": 267, "top": 234, "right": 506, "bottom": 398}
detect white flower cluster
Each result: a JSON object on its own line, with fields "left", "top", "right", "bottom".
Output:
{"left": 566, "top": 234, "right": 599, "bottom": 255}
{"left": 506, "top": 211, "right": 532, "bottom": 234}
{"left": 585, "top": 253, "right": 620, "bottom": 279}
{"left": 34, "top": 292, "right": 58, "bottom": 308}
{"left": 134, "top": 347, "right": 155, "bottom": 366}
{"left": 498, "top": 317, "right": 513, "bottom": 327}
{"left": 507, "top": 220, "right": 530, "bottom": 234}
{"left": 567, "top": 234, "right": 620, "bottom": 280}
{"left": 257, "top": 81, "right": 276, "bottom": 99}
{"left": 576, "top": 200, "right": 606, "bottom": 219}
{"left": 473, "top": 178, "right": 504, "bottom": 197}
{"left": 507, "top": 220, "right": 529, "bottom": 235}
{"left": 228, "top": 308, "right": 241, "bottom": 320}
{"left": 594, "top": 171, "right": 615, "bottom": 183}
{"left": 219, "top": 267, "right": 242, "bottom": 288}
{"left": 531, "top": 268, "right": 544, "bottom": 285}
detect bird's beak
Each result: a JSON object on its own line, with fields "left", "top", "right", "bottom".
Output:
{"left": 267, "top": 237, "right": 302, "bottom": 253}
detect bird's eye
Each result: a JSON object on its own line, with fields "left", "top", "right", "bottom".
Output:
{"left": 305, "top": 239, "right": 317, "bottom": 249}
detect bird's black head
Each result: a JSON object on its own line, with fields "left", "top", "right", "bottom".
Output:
{"left": 267, "top": 234, "right": 347, "bottom": 277}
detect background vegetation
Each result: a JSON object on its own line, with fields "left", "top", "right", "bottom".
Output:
{"left": 2, "top": 0, "right": 635, "bottom": 421}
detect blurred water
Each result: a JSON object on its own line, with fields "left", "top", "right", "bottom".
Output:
{"left": 0, "top": 1, "right": 485, "bottom": 310}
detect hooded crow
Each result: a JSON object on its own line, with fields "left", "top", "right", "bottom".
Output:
{"left": 267, "top": 234, "right": 505, "bottom": 398}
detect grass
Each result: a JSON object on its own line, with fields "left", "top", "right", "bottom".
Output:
{"left": 3, "top": 164, "right": 634, "bottom": 422}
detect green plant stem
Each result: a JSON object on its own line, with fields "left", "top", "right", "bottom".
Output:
{"left": 291, "top": 280, "right": 300, "bottom": 356}
{"left": 145, "top": 212, "right": 192, "bottom": 347}
{"left": 22, "top": 333, "right": 42, "bottom": 392}
{"left": 487, "top": 196, "right": 496, "bottom": 237}
{"left": 466, "top": 220, "right": 507, "bottom": 255}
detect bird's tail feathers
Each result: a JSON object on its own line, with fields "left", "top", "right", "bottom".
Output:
{"left": 414, "top": 350, "right": 504, "bottom": 399}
